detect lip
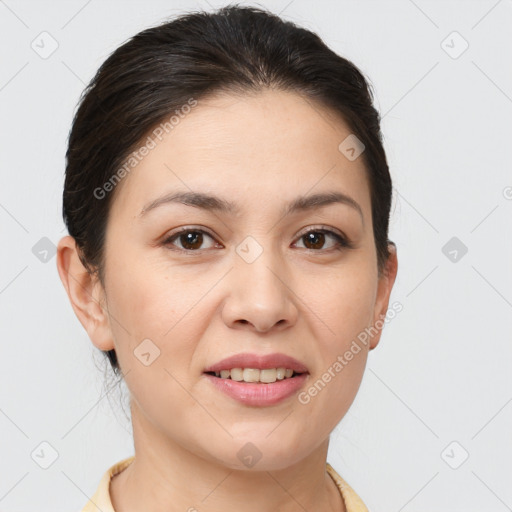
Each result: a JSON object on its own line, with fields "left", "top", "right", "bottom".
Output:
{"left": 203, "top": 352, "right": 309, "bottom": 373}
{"left": 204, "top": 372, "right": 309, "bottom": 406}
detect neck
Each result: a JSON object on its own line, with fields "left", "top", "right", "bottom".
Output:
{"left": 110, "top": 403, "right": 345, "bottom": 512}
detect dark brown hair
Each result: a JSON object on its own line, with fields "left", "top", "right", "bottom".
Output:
{"left": 63, "top": 4, "right": 394, "bottom": 376}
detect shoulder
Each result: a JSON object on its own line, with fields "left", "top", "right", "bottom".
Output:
{"left": 326, "top": 462, "right": 370, "bottom": 512}
{"left": 79, "top": 456, "right": 135, "bottom": 512}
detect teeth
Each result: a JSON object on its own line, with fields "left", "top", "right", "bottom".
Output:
{"left": 212, "top": 367, "right": 299, "bottom": 383}
{"left": 259, "top": 369, "right": 277, "bottom": 383}
{"left": 243, "top": 368, "right": 260, "bottom": 382}
{"left": 230, "top": 368, "right": 243, "bottom": 381}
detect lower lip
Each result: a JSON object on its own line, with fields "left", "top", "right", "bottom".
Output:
{"left": 204, "top": 373, "right": 308, "bottom": 406}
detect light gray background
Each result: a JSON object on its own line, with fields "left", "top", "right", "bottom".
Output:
{"left": 1, "top": 0, "right": 511, "bottom": 510}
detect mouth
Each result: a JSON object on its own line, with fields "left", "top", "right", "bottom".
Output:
{"left": 204, "top": 368, "right": 307, "bottom": 384}
{"left": 203, "top": 368, "right": 309, "bottom": 406}
{"left": 202, "top": 353, "right": 309, "bottom": 405}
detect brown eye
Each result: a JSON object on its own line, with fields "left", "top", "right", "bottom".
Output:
{"left": 163, "top": 229, "right": 218, "bottom": 251}
{"left": 294, "top": 229, "right": 350, "bottom": 251}
{"left": 302, "top": 231, "right": 326, "bottom": 250}
{"left": 178, "top": 231, "right": 203, "bottom": 250}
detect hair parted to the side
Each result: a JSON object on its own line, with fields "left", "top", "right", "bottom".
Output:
{"left": 63, "top": 3, "right": 393, "bottom": 376}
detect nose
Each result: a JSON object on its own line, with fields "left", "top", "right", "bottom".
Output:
{"left": 221, "top": 242, "right": 298, "bottom": 333}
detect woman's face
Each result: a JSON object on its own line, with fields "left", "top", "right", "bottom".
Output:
{"left": 88, "top": 89, "right": 396, "bottom": 470}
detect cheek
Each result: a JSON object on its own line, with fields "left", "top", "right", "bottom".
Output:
{"left": 298, "top": 264, "right": 375, "bottom": 410}
{"left": 107, "top": 249, "right": 184, "bottom": 330}
{"left": 310, "top": 264, "right": 376, "bottom": 350}
{"left": 104, "top": 261, "right": 203, "bottom": 418}
{"left": 105, "top": 252, "right": 219, "bottom": 378}
{"left": 296, "top": 276, "right": 373, "bottom": 429}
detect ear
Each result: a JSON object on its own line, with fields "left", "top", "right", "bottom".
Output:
{"left": 56, "top": 235, "right": 114, "bottom": 352}
{"left": 369, "top": 242, "right": 398, "bottom": 350}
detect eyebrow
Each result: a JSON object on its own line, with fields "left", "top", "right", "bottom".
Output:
{"left": 139, "top": 190, "right": 364, "bottom": 223}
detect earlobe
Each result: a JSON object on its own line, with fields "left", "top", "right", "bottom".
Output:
{"left": 369, "top": 243, "right": 398, "bottom": 351}
{"left": 56, "top": 235, "right": 115, "bottom": 352}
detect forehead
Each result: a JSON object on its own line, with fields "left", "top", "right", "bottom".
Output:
{"left": 110, "top": 89, "right": 371, "bottom": 220}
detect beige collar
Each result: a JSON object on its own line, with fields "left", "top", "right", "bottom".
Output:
{"left": 80, "top": 456, "right": 369, "bottom": 512}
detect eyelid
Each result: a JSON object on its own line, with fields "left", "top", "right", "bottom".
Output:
{"left": 295, "top": 224, "right": 346, "bottom": 240}
{"left": 165, "top": 225, "right": 217, "bottom": 239}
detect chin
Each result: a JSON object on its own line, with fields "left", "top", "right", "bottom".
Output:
{"left": 205, "top": 437, "right": 310, "bottom": 472}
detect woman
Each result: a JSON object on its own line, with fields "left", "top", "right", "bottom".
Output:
{"left": 57, "top": 4, "right": 398, "bottom": 511}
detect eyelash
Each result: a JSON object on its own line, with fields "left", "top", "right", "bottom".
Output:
{"left": 161, "top": 226, "right": 353, "bottom": 254}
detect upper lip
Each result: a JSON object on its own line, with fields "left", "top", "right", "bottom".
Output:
{"left": 204, "top": 353, "right": 309, "bottom": 373}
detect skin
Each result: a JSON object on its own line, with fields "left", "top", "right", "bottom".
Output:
{"left": 57, "top": 89, "right": 398, "bottom": 512}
